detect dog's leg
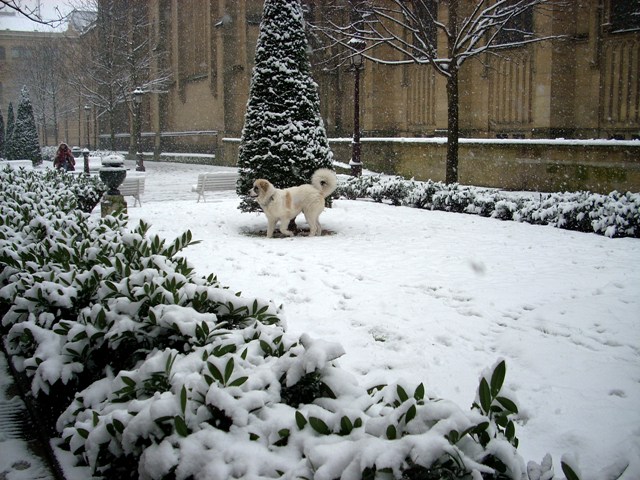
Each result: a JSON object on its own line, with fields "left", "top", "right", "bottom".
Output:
{"left": 266, "top": 217, "right": 277, "bottom": 238}
{"left": 304, "top": 206, "right": 322, "bottom": 236}
{"left": 279, "top": 218, "right": 294, "bottom": 237}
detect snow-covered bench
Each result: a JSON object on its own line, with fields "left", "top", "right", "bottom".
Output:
{"left": 119, "top": 176, "right": 145, "bottom": 207}
{"left": 192, "top": 171, "right": 238, "bottom": 202}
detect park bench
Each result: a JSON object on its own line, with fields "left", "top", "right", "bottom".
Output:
{"left": 118, "top": 176, "right": 145, "bottom": 207}
{"left": 192, "top": 171, "right": 238, "bottom": 202}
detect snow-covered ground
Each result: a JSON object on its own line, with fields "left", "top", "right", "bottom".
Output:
{"left": 2, "top": 159, "right": 639, "bottom": 479}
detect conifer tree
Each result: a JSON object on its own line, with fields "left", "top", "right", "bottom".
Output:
{"left": 0, "top": 109, "right": 5, "bottom": 158}
{"left": 4, "top": 103, "right": 15, "bottom": 159}
{"left": 237, "top": 0, "right": 333, "bottom": 212}
{"left": 10, "top": 87, "right": 42, "bottom": 164}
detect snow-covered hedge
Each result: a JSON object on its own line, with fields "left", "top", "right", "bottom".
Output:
{"left": 337, "top": 175, "right": 640, "bottom": 238}
{"left": 1, "top": 169, "right": 580, "bottom": 479}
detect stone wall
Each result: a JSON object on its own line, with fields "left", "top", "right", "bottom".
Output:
{"left": 222, "top": 137, "right": 640, "bottom": 194}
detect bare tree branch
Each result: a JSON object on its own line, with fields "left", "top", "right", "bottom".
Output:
{"left": 309, "top": 0, "right": 568, "bottom": 184}
{"left": 0, "top": 0, "right": 65, "bottom": 27}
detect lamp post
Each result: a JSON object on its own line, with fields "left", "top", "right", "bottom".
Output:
{"left": 82, "top": 148, "right": 90, "bottom": 176}
{"left": 349, "top": 37, "right": 366, "bottom": 177}
{"left": 84, "top": 104, "right": 91, "bottom": 150}
{"left": 133, "top": 87, "right": 145, "bottom": 172}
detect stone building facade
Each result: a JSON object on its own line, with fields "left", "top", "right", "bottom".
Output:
{"left": 129, "top": 0, "right": 639, "bottom": 158}
{"left": 2, "top": 1, "right": 639, "bottom": 156}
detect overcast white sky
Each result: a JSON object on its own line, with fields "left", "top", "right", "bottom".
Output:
{"left": 0, "top": 0, "right": 73, "bottom": 32}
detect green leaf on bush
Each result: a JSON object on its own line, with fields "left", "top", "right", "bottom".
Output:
{"left": 207, "top": 362, "right": 223, "bottom": 384}
{"left": 505, "top": 420, "right": 516, "bottom": 442}
{"left": 121, "top": 376, "right": 136, "bottom": 388}
{"left": 112, "top": 418, "right": 125, "bottom": 434}
{"left": 561, "top": 461, "right": 581, "bottom": 480}
{"left": 340, "top": 416, "right": 353, "bottom": 435}
{"left": 224, "top": 358, "right": 234, "bottom": 384}
{"left": 76, "top": 428, "right": 89, "bottom": 439}
{"left": 228, "top": 376, "right": 248, "bottom": 388}
{"left": 367, "top": 384, "right": 386, "bottom": 395}
{"left": 490, "top": 360, "right": 506, "bottom": 397}
{"left": 309, "top": 417, "right": 330, "bottom": 435}
{"left": 479, "top": 378, "right": 491, "bottom": 413}
{"left": 496, "top": 396, "right": 518, "bottom": 414}
{"left": 446, "top": 430, "right": 459, "bottom": 444}
{"left": 396, "top": 385, "right": 409, "bottom": 404}
{"left": 213, "top": 344, "right": 236, "bottom": 357}
{"left": 295, "top": 411, "right": 307, "bottom": 430}
{"left": 174, "top": 415, "right": 189, "bottom": 437}
{"left": 180, "top": 386, "right": 187, "bottom": 415}
{"left": 473, "top": 422, "right": 489, "bottom": 435}
{"left": 259, "top": 340, "right": 272, "bottom": 356}
{"left": 405, "top": 404, "right": 417, "bottom": 424}
{"left": 414, "top": 383, "right": 425, "bottom": 401}
{"left": 386, "top": 424, "right": 397, "bottom": 440}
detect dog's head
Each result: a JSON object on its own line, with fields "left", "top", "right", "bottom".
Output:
{"left": 249, "top": 179, "right": 271, "bottom": 198}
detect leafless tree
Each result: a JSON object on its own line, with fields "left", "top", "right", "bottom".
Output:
{"left": 20, "top": 42, "right": 74, "bottom": 145}
{"left": 0, "top": 0, "right": 65, "bottom": 27}
{"left": 312, "top": 0, "right": 566, "bottom": 184}
{"left": 66, "top": 0, "right": 171, "bottom": 152}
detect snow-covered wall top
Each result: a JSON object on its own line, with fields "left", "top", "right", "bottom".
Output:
{"left": 224, "top": 137, "right": 640, "bottom": 147}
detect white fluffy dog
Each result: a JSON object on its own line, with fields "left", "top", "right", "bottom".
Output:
{"left": 249, "top": 168, "right": 338, "bottom": 238}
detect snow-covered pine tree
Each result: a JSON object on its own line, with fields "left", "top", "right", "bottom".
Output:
{"left": 0, "top": 109, "right": 5, "bottom": 158}
{"left": 4, "top": 103, "right": 15, "bottom": 160}
{"left": 11, "top": 87, "right": 42, "bottom": 164}
{"left": 237, "top": 0, "right": 333, "bottom": 212}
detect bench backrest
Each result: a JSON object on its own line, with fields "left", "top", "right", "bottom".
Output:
{"left": 196, "top": 172, "right": 238, "bottom": 191}
{"left": 119, "top": 177, "right": 145, "bottom": 195}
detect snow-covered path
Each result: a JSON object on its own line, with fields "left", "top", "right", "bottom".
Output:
{"left": 125, "top": 160, "right": 640, "bottom": 478}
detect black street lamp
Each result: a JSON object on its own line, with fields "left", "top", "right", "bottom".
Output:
{"left": 84, "top": 104, "right": 91, "bottom": 150}
{"left": 82, "top": 148, "right": 90, "bottom": 176}
{"left": 133, "top": 87, "right": 145, "bottom": 172}
{"left": 349, "top": 37, "right": 366, "bottom": 177}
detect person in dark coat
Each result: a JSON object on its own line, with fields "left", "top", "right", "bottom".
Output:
{"left": 54, "top": 143, "right": 76, "bottom": 171}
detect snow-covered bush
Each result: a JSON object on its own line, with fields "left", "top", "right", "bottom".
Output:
{"left": 0, "top": 168, "right": 557, "bottom": 479}
{"left": 0, "top": 168, "right": 280, "bottom": 405}
{"left": 337, "top": 175, "right": 640, "bottom": 238}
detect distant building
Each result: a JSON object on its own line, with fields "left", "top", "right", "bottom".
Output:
{"left": 119, "top": 0, "right": 639, "bottom": 158}
{"left": 0, "top": 5, "right": 94, "bottom": 148}
{"left": 2, "top": 1, "right": 639, "bottom": 154}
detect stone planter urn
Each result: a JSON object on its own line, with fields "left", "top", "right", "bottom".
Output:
{"left": 100, "top": 154, "right": 128, "bottom": 217}
{"left": 99, "top": 154, "right": 127, "bottom": 195}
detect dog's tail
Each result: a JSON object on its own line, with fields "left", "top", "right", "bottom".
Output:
{"left": 311, "top": 168, "right": 338, "bottom": 198}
